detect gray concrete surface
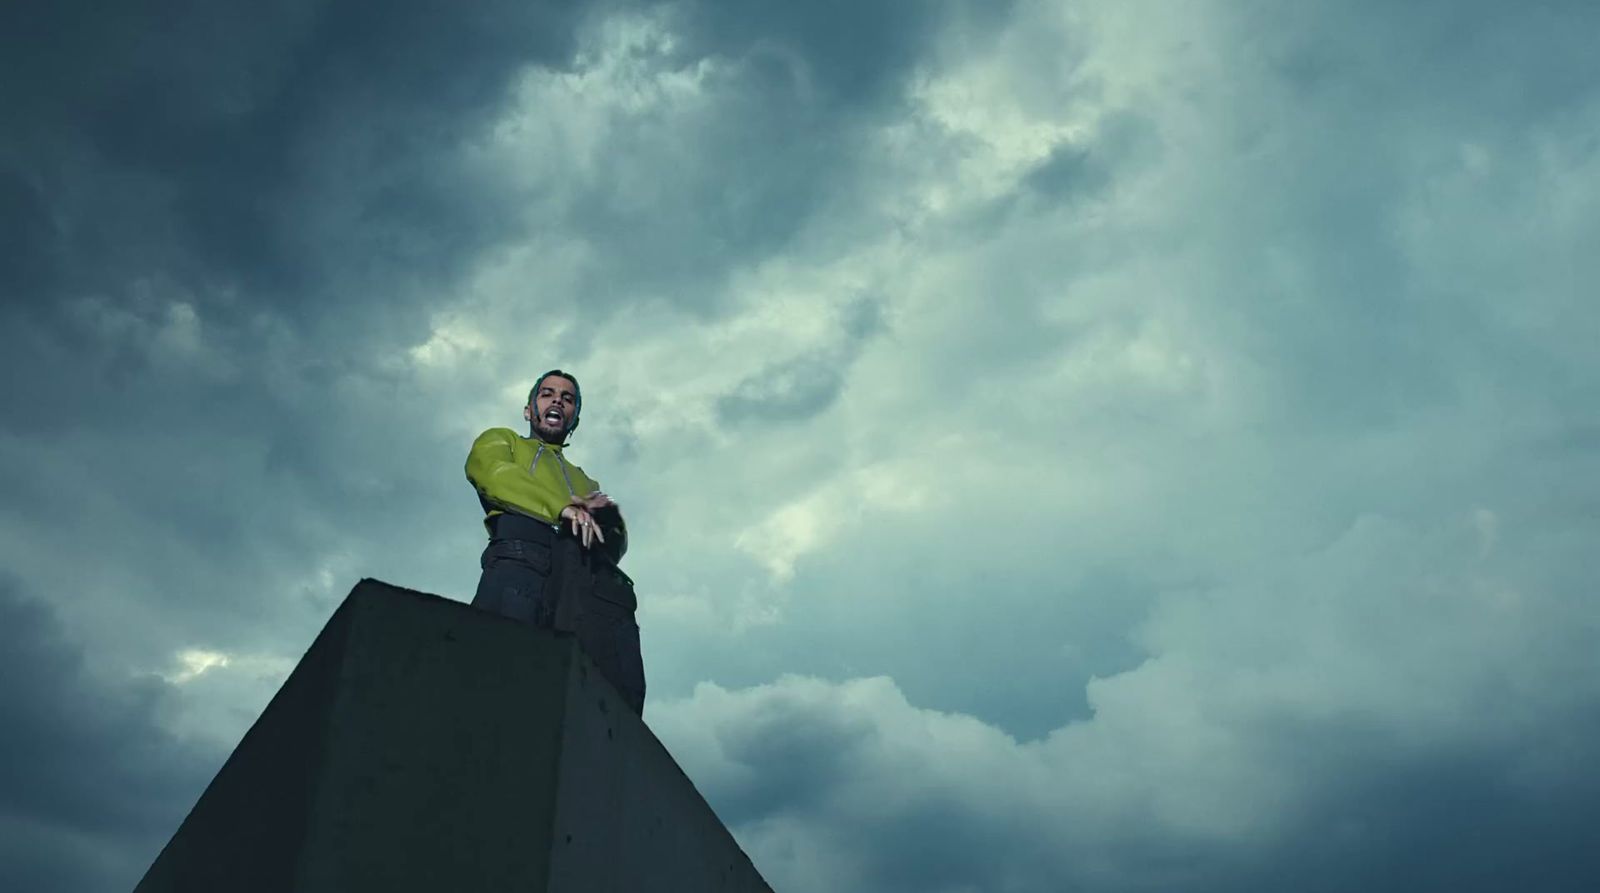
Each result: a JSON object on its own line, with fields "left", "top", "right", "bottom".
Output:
{"left": 135, "top": 579, "right": 773, "bottom": 892}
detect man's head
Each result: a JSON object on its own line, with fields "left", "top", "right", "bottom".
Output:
{"left": 525, "top": 370, "right": 581, "bottom": 444}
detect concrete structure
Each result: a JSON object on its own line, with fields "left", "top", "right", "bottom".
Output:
{"left": 136, "top": 579, "right": 773, "bottom": 892}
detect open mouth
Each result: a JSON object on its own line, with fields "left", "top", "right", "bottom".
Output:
{"left": 543, "top": 410, "right": 564, "bottom": 426}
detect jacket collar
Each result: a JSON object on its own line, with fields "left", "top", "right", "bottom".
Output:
{"left": 526, "top": 434, "right": 568, "bottom": 452}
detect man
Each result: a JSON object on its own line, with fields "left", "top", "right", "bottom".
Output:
{"left": 465, "top": 369, "right": 645, "bottom": 713}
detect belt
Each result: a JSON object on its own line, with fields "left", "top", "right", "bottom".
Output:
{"left": 489, "top": 511, "right": 559, "bottom": 543}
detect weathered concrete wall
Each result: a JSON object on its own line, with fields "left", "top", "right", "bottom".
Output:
{"left": 136, "top": 579, "right": 772, "bottom": 893}
{"left": 545, "top": 642, "right": 773, "bottom": 893}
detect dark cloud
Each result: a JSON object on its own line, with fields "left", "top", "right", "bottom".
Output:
{"left": 0, "top": 577, "right": 216, "bottom": 893}
{"left": 1255, "top": 737, "right": 1600, "bottom": 893}
{"left": 0, "top": 0, "right": 610, "bottom": 794}
{"left": 1264, "top": 0, "right": 1600, "bottom": 122}
{"left": 670, "top": 0, "right": 1014, "bottom": 110}
{"left": 717, "top": 353, "right": 848, "bottom": 424}
{"left": 522, "top": 0, "right": 1019, "bottom": 333}
{"left": 661, "top": 672, "right": 1600, "bottom": 893}
{"left": 1077, "top": 0, "right": 1600, "bottom": 439}
{"left": 714, "top": 297, "right": 884, "bottom": 425}
{"left": 556, "top": 74, "right": 850, "bottom": 321}
{"left": 0, "top": 170, "right": 58, "bottom": 298}
{"left": 0, "top": 0, "right": 609, "bottom": 505}
{"left": 1021, "top": 113, "right": 1160, "bottom": 205}
{"left": 0, "top": 0, "right": 614, "bottom": 599}
{"left": 1, "top": 0, "right": 590, "bottom": 322}
{"left": 1020, "top": 143, "right": 1109, "bottom": 203}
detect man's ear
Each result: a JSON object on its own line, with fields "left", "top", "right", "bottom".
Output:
{"left": 523, "top": 404, "right": 534, "bottom": 422}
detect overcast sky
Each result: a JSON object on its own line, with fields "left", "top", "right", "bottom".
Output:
{"left": 4, "top": 1, "right": 1599, "bottom": 890}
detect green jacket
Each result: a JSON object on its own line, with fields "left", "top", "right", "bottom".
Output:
{"left": 465, "top": 428, "right": 628, "bottom": 559}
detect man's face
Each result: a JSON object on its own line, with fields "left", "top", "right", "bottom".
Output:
{"left": 525, "top": 375, "right": 578, "bottom": 443}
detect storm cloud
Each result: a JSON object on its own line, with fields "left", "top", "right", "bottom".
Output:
{"left": 3, "top": 1, "right": 1598, "bottom": 890}
{"left": 0, "top": 579, "right": 213, "bottom": 892}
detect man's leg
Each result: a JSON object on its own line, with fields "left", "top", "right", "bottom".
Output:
{"left": 577, "top": 573, "right": 647, "bottom": 714}
{"left": 472, "top": 537, "right": 555, "bottom": 627}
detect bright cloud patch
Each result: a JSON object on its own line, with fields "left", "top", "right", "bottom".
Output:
{"left": 160, "top": 648, "right": 295, "bottom": 687}
{"left": 162, "top": 648, "right": 231, "bottom": 684}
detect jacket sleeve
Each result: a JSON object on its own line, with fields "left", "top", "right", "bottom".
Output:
{"left": 465, "top": 428, "right": 568, "bottom": 523}
{"left": 593, "top": 502, "right": 629, "bottom": 564}
{"left": 577, "top": 468, "right": 629, "bottom": 564}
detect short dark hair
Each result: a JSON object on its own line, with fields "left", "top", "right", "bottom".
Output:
{"left": 529, "top": 369, "right": 582, "bottom": 436}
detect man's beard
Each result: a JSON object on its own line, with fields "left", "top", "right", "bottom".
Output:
{"left": 534, "top": 415, "right": 568, "bottom": 442}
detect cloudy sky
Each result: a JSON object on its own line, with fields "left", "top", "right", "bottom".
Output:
{"left": 4, "top": 0, "right": 1599, "bottom": 890}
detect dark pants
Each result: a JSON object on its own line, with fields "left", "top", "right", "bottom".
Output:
{"left": 472, "top": 525, "right": 646, "bottom": 715}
